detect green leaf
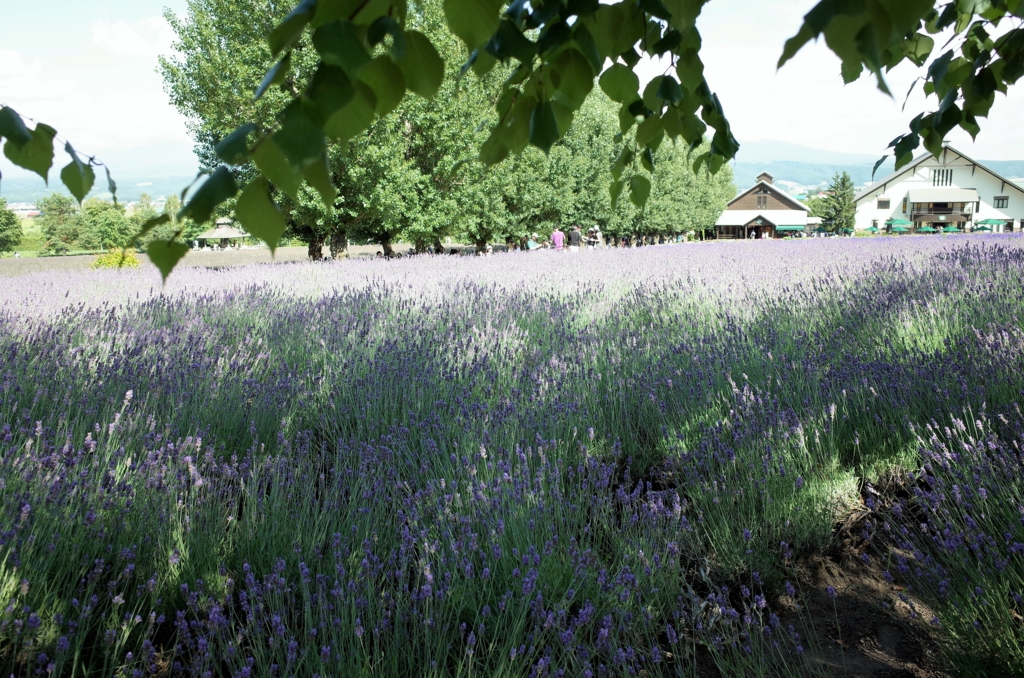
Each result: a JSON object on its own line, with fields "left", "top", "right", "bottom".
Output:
{"left": 537, "top": 21, "right": 572, "bottom": 56}
{"left": 573, "top": 23, "right": 603, "bottom": 73}
{"left": 235, "top": 177, "right": 287, "bottom": 253}
{"left": 60, "top": 143, "right": 95, "bottom": 202}
{"left": 0, "top": 107, "right": 32, "bottom": 149}
{"left": 778, "top": 23, "right": 814, "bottom": 69}
{"left": 553, "top": 48, "right": 594, "bottom": 109}
{"left": 642, "top": 76, "right": 666, "bottom": 111}
{"left": 444, "top": 0, "right": 501, "bottom": 50}
{"left": 485, "top": 20, "right": 537, "bottom": 62}
{"left": 177, "top": 166, "right": 238, "bottom": 225}
{"left": 593, "top": 4, "right": 644, "bottom": 58}
{"left": 312, "top": 0, "right": 365, "bottom": 27}
{"left": 313, "top": 20, "right": 372, "bottom": 75}
{"left": 675, "top": 49, "right": 704, "bottom": 92}
{"left": 252, "top": 137, "right": 302, "bottom": 198}
{"left": 635, "top": 114, "right": 664, "bottom": 147}
{"left": 479, "top": 130, "right": 510, "bottom": 165}
{"left": 505, "top": 93, "right": 538, "bottom": 153}
{"left": 147, "top": 240, "right": 190, "bottom": 283}
{"left": 304, "top": 150, "right": 338, "bottom": 207}
{"left": 367, "top": 16, "right": 404, "bottom": 58}
{"left": 641, "top": 146, "right": 655, "bottom": 172}
{"left": 274, "top": 101, "right": 327, "bottom": 172}
{"left": 105, "top": 166, "right": 118, "bottom": 202}
{"left": 356, "top": 56, "right": 405, "bottom": 115}
{"left": 609, "top": 179, "right": 624, "bottom": 209}
{"left": 254, "top": 52, "right": 292, "bottom": 101}
{"left": 216, "top": 124, "right": 258, "bottom": 165}
{"left": 397, "top": 31, "right": 444, "bottom": 99}
{"left": 529, "top": 100, "right": 560, "bottom": 154}
{"left": 550, "top": 100, "right": 574, "bottom": 135}
{"left": 656, "top": 76, "right": 683, "bottom": 104}
{"left": 323, "top": 81, "right": 377, "bottom": 143}
{"left": 618, "top": 104, "right": 638, "bottom": 133}
{"left": 133, "top": 214, "right": 171, "bottom": 243}
{"left": 4, "top": 122, "right": 55, "bottom": 183}
{"left": 599, "top": 64, "right": 640, "bottom": 103}
{"left": 309, "top": 64, "right": 357, "bottom": 123}
{"left": 677, "top": 111, "right": 706, "bottom": 144}
{"left": 629, "top": 174, "right": 651, "bottom": 207}
{"left": 269, "top": 0, "right": 316, "bottom": 56}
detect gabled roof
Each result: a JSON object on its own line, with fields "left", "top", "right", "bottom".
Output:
{"left": 855, "top": 145, "right": 1024, "bottom": 203}
{"left": 728, "top": 180, "right": 810, "bottom": 212}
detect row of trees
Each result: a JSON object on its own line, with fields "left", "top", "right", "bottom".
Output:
{"left": 160, "top": 0, "right": 735, "bottom": 258}
{"left": 0, "top": 199, "right": 22, "bottom": 253}
{"left": 32, "top": 193, "right": 191, "bottom": 255}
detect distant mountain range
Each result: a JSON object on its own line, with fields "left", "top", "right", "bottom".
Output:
{"left": 731, "top": 140, "right": 1024, "bottom": 196}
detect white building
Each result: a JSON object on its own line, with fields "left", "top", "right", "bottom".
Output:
{"left": 855, "top": 145, "right": 1024, "bottom": 233}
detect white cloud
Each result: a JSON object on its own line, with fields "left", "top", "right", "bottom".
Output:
{"left": 0, "top": 17, "right": 196, "bottom": 182}
{"left": 91, "top": 17, "right": 175, "bottom": 59}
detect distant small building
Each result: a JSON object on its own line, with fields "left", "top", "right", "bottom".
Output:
{"left": 715, "top": 171, "right": 814, "bottom": 239}
{"left": 6, "top": 202, "right": 39, "bottom": 218}
{"left": 855, "top": 145, "right": 1024, "bottom": 232}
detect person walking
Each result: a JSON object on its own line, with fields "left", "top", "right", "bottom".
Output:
{"left": 551, "top": 226, "right": 565, "bottom": 251}
{"left": 567, "top": 225, "right": 582, "bottom": 253}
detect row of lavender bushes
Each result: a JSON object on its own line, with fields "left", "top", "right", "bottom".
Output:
{"left": 2, "top": 240, "right": 1023, "bottom": 675}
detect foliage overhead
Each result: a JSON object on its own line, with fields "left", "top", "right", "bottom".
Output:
{"left": 3, "top": 0, "right": 1024, "bottom": 273}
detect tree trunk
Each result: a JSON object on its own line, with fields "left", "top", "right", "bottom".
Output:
{"left": 381, "top": 239, "right": 394, "bottom": 257}
{"left": 475, "top": 238, "right": 488, "bottom": 254}
{"left": 414, "top": 237, "right": 427, "bottom": 254}
{"left": 329, "top": 231, "right": 348, "bottom": 259}
{"left": 432, "top": 237, "right": 443, "bottom": 254}
{"left": 307, "top": 236, "right": 324, "bottom": 260}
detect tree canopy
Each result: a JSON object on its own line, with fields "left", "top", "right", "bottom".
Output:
{"left": 0, "top": 199, "right": 22, "bottom": 254}
{"left": 2, "top": 0, "right": 1023, "bottom": 276}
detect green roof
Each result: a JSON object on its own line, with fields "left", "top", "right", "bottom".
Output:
{"left": 775, "top": 225, "right": 804, "bottom": 231}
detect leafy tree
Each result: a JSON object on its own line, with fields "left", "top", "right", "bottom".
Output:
{"left": 0, "top": 198, "right": 22, "bottom": 253}
{"left": 36, "top": 193, "right": 81, "bottom": 255}
{"left": 80, "top": 199, "right": 133, "bottom": 251}
{"left": 4, "top": 0, "right": 1023, "bottom": 276}
{"left": 820, "top": 172, "right": 856, "bottom": 233}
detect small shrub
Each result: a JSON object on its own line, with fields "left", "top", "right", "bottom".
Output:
{"left": 92, "top": 249, "right": 141, "bottom": 269}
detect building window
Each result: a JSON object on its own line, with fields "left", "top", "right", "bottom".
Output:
{"left": 877, "top": 198, "right": 890, "bottom": 210}
{"left": 902, "top": 197, "right": 908, "bottom": 213}
{"left": 994, "top": 196, "right": 1009, "bottom": 209}
{"left": 932, "top": 168, "right": 952, "bottom": 186}
{"left": 757, "top": 195, "right": 767, "bottom": 208}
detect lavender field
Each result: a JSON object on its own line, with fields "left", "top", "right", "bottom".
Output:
{"left": 3, "top": 237, "right": 1024, "bottom": 676}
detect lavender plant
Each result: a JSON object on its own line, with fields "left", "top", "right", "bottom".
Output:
{"left": 2, "top": 237, "right": 1024, "bottom": 675}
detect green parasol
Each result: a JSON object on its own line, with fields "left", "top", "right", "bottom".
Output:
{"left": 813, "top": 227, "right": 829, "bottom": 234}
{"left": 890, "top": 226, "right": 909, "bottom": 233}
{"left": 886, "top": 218, "right": 913, "bottom": 225}
{"left": 974, "top": 225, "right": 992, "bottom": 232}
{"left": 976, "top": 218, "right": 1006, "bottom": 225}
{"left": 917, "top": 225, "right": 937, "bottom": 233}
{"left": 941, "top": 225, "right": 961, "bottom": 233}
{"left": 866, "top": 226, "right": 879, "bottom": 233}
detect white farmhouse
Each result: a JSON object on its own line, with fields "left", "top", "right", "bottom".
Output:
{"left": 854, "top": 145, "right": 1024, "bottom": 233}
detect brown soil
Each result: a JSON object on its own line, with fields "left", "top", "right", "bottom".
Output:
{"left": 778, "top": 549, "right": 951, "bottom": 678}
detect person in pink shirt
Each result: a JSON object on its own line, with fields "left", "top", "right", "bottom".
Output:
{"left": 551, "top": 227, "right": 565, "bottom": 251}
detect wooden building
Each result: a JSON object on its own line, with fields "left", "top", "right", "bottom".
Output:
{"left": 715, "top": 172, "right": 813, "bottom": 239}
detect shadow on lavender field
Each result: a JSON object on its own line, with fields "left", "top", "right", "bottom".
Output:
{"left": 2, "top": 237, "right": 1024, "bottom": 676}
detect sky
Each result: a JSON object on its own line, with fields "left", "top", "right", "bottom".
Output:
{"left": 2, "top": 0, "right": 1023, "bottom": 195}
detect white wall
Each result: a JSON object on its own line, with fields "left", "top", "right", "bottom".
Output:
{"left": 854, "top": 150, "right": 1024, "bottom": 231}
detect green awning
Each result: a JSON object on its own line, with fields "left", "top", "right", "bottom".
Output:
{"left": 976, "top": 219, "right": 1007, "bottom": 225}
{"left": 775, "top": 225, "right": 805, "bottom": 231}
